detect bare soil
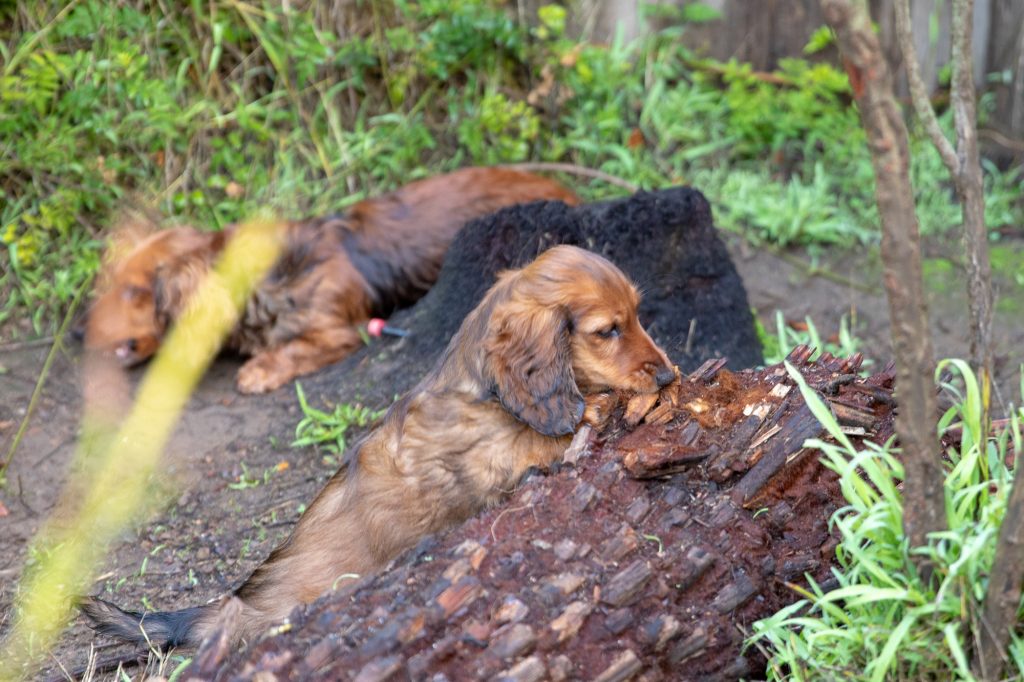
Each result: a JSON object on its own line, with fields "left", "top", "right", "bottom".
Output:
{"left": 0, "top": 229, "right": 1021, "bottom": 680}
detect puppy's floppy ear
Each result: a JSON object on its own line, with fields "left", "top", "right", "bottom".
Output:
{"left": 484, "top": 300, "right": 585, "bottom": 437}
{"left": 152, "top": 231, "right": 221, "bottom": 326}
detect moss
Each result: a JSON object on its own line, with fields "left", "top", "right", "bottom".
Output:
{"left": 921, "top": 257, "right": 957, "bottom": 296}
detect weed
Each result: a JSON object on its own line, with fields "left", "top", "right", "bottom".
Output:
{"left": 292, "top": 382, "right": 384, "bottom": 455}
{"left": 757, "top": 311, "right": 867, "bottom": 366}
{"left": 227, "top": 461, "right": 276, "bottom": 491}
{"left": 750, "top": 361, "right": 1024, "bottom": 680}
{"left": 3, "top": 4, "right": 1020, "bottom": 336}
{"left": 641, "top": 533, "right": 664, "bottom": 555}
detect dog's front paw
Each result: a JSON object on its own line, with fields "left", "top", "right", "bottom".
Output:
{"left": 582, "top": 392, "right": 617, "bottom": 428}
{"left": 237, "top": 357, "right": 289, "bottom": 394}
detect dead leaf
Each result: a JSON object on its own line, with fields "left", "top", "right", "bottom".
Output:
{"left": 627, "top": 128, "right": 645, "bottom": 149}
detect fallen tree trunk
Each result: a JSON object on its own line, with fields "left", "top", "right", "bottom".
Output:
{"left": 186, "top": 348, "right": 898, "bottom": 680}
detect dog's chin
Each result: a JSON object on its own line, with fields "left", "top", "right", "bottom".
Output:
{"left": 631, "top": 380, "right": 664, "bottom": 395}
{"left": 575, "top": 375, "right": 662, "bottom": 397}
{"left": 109, "top": 343, "right": 156, "bottom": 368}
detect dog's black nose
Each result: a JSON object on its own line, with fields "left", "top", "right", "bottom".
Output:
{"left": 126, "top": 338, "right": 138, "bottom": 352}
{"left": 655, "top": 365, "right": 676, "bottom": 388}
{"left": 70, "top": 326, "right": 85, "bottom": 342}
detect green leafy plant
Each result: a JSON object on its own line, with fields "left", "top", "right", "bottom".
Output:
{"left": 757, "top": 311, "right": 866, "bottom": 366}
{"left": 751, "top": 361, "right": 1024, "bottom": 681}
{"left": 291, "top": 382, "right": 384, "bottom": 455}
{"left": 2, "top": 1, "right": 1020, "bottom": 336}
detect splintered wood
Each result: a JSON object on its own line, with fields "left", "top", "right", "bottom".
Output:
{"left": 185, "top": 346, "right": 898, "bottom": 680}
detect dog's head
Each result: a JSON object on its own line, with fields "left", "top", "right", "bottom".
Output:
{"left": 482, "top": 245, "right": 674, "bottom": 438}
{"left": 83, "top": 225, "right": 223, "bottom": 366}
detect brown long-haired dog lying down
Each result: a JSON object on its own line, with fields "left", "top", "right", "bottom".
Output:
{"left": 82, "top": 167, "right": 578, "bottom": 393}
{"left": 81, "top": 245, "right": 675, "bottom": 648}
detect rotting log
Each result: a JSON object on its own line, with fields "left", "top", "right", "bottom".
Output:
{"left": 185, "top": 347, "right": 899, "bottom": 680}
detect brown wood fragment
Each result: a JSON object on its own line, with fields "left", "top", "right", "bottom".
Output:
{"left": 600, "top": 523, "right": 639, "bottom": 562}
{"left": 642, "top": 399, "right": 676, "bottom": 426}
{"left": 639, "top": 614, "right": 682, "bottom": 652}
{"left": 497, "top": 656, "right": 546, "bottom": 682}
{"left": 302, "top": 638, "right": 336, "bottom": 670}
{"left": 668, "top": 627, "right": 708, "bottom": 664}
{"left": 352, "top": 655, "right": 402, "bottom": 682}
{"left": 603, "top": 607, "right": 635, "bottom": 635}
{"left": 705, "top": 413, "right": 769, "bottom": 481}
{"left": 600, "top": 560, "right": 652, "bottom": 607}
{"left": 711, "top": 571, "right": 756, "bottom": 612}
{"left": 563, "top": 425, "right": 593, "bottom": 466}
{"left": 548, "top": 655, "right": 574, "bottom": 681}
{"left": 845, "top": 380, "right": 896, "bottom": 406}
{"left": 624, "top": 392, "right": 660, "bottom": 426}
{"left": 706, "top": 387, "right": 793, "bottom": 482}
{"left": 493, "top": 596, "right": 529, "bottom": 625}
{"left": 625, "top": 497, "right": 651, "bottom": 523}
{"left": 829, "top": 400, "right": 878, "bottom": 430}
{"left": 436, "top": 575, "right": 483, "bottom": 617}
{"left": 785, "top": 344, "right": 814, "bottom": 365}
{"left": 571, "top": 480, "right": 597, "bottom": 512}
{"left": 489, "top": 623, "right": 537, "bottom": 659}
{"left": 553, "top": 539, "right": 578, "bottom": 561}
{"left": 550, "top": 600, "right": 593, "bottom": 642}
{"left": 622, "top": 424, "right": 708, "bottom": 479}
{"left": 442, "top": 558, "right": 473, "bottom": 582}
{"left": 543, "top": 572, "right": 586, "bottom": 597}
{"left": 674, "top": 546, "right": 715, "bottom": 592}
{"left": 821, "top": 373, "right": 859, "bottom": 394}
{"left": 593, "top": 649, "right": 643, "bottom": 682}
{"left": 732, "top": 400, "right": 825, "bottom": 506}
{"left": 688, "top": 357, "right": 728, "bottom": 382}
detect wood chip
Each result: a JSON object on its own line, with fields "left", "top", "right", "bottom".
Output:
{"left": 594, "top": 649, "right": 643, "bottom": 682}
{"left": 436, "top": 576, "right": 483, "bottom": 618}
{"left": 352, "top": 655, "right": 402, "bottom": 682}
{"left": 489, "top": 623, "right": 536, "bottom": 659}
{"left": 550, "top": 600, "right": 593, "bottom": 642}
{"left": 600, "top": 560, "right": 652, "bottom": 607}
{"left": 497, "top": 656, "right": 546, "bottom": 682}
{"left": 668, "top": 627, "right": 708, "bottom": 663}
{"left": 563, "top": 425, "right": 592, "bottom": 466}
{"left": 600, "top": 523, "right": 639, "bottom": 562}
{"left": 492, "top": 595, "right": 529, "bottom": 625}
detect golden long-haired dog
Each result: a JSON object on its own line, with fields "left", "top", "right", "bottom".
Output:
{"left": 82, "top": 167, "right": 579, "bottom": 393}
{"left": 81, "top": 245, "right": 675, "bottom": 648}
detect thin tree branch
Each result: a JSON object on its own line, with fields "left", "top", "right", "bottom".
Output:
{"left": 821, "top": 0, "right": 945, "bottom": 569}
{"left": 894, "top": 0, "right": 959, "bottom": 175}
{"left": 952, "top": 0, "right": 1010, "bottom": 673}
{"left": 948, "top": 0, "right": 995, "bottom": 393}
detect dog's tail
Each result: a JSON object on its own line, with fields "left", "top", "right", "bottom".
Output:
{"left": 80, "top": 596, "right": 217, "bottom": 649}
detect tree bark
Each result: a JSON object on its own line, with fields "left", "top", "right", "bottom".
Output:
{"left": 820, "top": 0, "right": 945, "bottom": 560}
{"left": 897, "top": 0, "right": 994, "bottom": 422}
{"left": 977, "top": 461, "right": 1024, "bottom": 680}
{"left": 894, "top": 5, "right": 1010, "bottom": 671}
{"left": 948, "top": 0, "right": 994, "bottom": 415}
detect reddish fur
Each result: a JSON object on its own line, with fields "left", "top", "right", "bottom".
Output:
{"left": 83, "top": 167, "right": 579, "bottom": 393}
{"left": 81, "top": 245, "right": 674, "bottom": 648}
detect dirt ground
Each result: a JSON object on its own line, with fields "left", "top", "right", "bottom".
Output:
{"left": 0, "top": 233, "right": 1021, "bottom": 680}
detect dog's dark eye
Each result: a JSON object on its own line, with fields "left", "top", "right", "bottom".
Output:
{"left": 596, "top": 324, "right": 620, "bottom": 339}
